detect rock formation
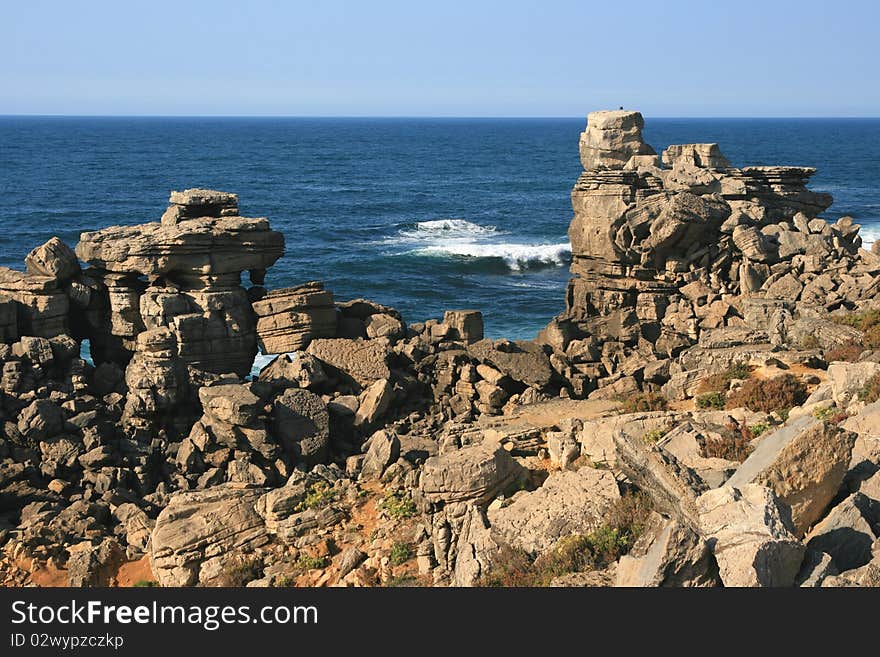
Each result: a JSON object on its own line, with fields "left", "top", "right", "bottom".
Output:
{"left": 541, "top": 109, "right": 880, "bottom": 400}
{"left": 75, "top": 188, "right": 284, "bottom": 375}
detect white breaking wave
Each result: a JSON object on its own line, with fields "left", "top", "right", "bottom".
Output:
{"left": 397, "top": 218, "right": 501, "bottom": 241}
{"left": 416, "top": 242, "right": 571, "bottom": 271}
{"left": 860, "top": 224, "right": 879, "bottom": 249}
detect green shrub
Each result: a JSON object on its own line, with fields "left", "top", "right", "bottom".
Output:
{"left": 642, "top": 427, "right": 668, "bottom": 444}
{"left": 748, "top": 422, "right": 772, "bottom": 438}
{"left": 696, "top": 392, "right": 726, "bottom": 410}
{"left": 726, "top": 374, "right": 807, "bottom": 414}
{"left": 389, "top": 542, "right": 411, "bottom": 566}
{"left": 133, "top": 579, "right": 157, "bottom": 587}
{"left": 295, "top": 554, "right": 328, "bottom": 571}
{"left": 619, "top": 393, "right": 668, "bottom": 413}
{"left": 380, "top": 490, "right": 417, "bottom": 519}
{"left": 295, "top": 481, "right": 336, "bottom": 512}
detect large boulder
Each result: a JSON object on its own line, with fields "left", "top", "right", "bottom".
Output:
{"left": 827, "top": 362, "right": 880, "bottom": 408}
{"left": 149, "top": 485, "right": 269, "bottom": 587}
{"left": 613, "top": 427, "right": 707, "bottom": 531}
{"left": 487, "top": 467, "right": 619, "bottom": 556}
{"left": 578, "top": 110, "right": 656, "bottom": 170}
{"left": 270, "top": 388, "right": 331, "bottom": 467}
{"left": 696, "top": 484, "right": 805, "bottom": 587}
{"left": 467, "top": 339, "right": 554, "bottom": 389}
{"left": 725, "top": 416, "right": 856, "bottom": 536}
{"left": 616, "top": 512, "right": 720, "bottom": 587}
{"left": 25, "top": 237, "right": 81, "bottom": 281}
{"left": 252, "top": 281, "right": 337, "bottom": 354}
{"left": 419, "top": 442, "right": 523, "bottom": 507}
{"left": 805, "top": 493, "right": 878, "bottom": 571}
{"left": 306, "top": 338, "right": 391, "bottom": 390}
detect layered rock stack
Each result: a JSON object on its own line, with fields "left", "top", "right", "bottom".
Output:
{"left": 541, "top": 109, "right": 880, "bottom": 398}
{"left": 75, "top": 189, "right": 285, "bottom": 376}
{"left": 252, "top": 281, "right": 337, "bottom": 354}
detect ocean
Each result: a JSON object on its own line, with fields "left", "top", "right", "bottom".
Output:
{"left": 1, "top": 117, "right": 878, "bottom": 356}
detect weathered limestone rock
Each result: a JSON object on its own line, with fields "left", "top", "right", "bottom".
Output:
{"left": 0, "top": 268, "right": 69, "bottom": 338}
{"left": 360, "top": 429, "right": 400, "bottom": 479}
{"left": 161, "top": 188, "right": 239, "bottom": 225}
{"left": 725, "top": 416, "right": 856, "bottom": 536}
{"left": 150, "top": 485, "right": 269, "bottom": 587}
{"left": 121, "top": 328, "right": 191, "bottom": 439}
{"left": 827, "top": 361, "right": 880, "bottom": 407}
{"left": 467, "top": 339, "right": 553, "bottom": 389}
{"left": 252, "top": 281, "right": 337, "bottom": 354}
{"left": 420, "top": 442, "right": 522, "bottom": 507}
{"left": 805, "top": 493, "right": 878, "bottom": 571}
{"left": 542, "top": 109, "right": 875, "bottom": 403}
{"left": 257, "top": 352, "right": 328, "bottom": 391}
{"left": 355, "top": 378, "right": 393, "bottom": 428}
{"left": 579, "top": 110, "right": 656, "bottom": 170}
{"left": 616, "top": 512, "right": 720, "bottom": 587}
{"left": 696, "top": 484, "right": 805, "bottom": 587}
{"left": 662, "top": 143, "right": 730, "bottom": 169}
{"left": 25, "top": 237, "right": 81, "bottom": 281}
{"left": 306, "top": 338, "right": 391, "bottom": 390}
{"left": 488, "top": 467, "right": 619, "bottom": 556}
{"left": 255, "top": 471, "right": 346, "bottom": 542}
{"left": 66, "top": 538, "right": 125, "bottom": 587}
{"left": 271, "top": 388, "right": 331, "bottom": 467}
{"left": 442, "top": 310, "right": 484, "bottom": 344}
{"left": 613, "top": 427, "right": 707, "bottom": 531}
{"left": 75, "top": 191, "right": 284, "bottom": 375}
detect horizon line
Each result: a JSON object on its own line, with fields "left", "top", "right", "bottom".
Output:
{"left": 2, "top": 113, "right": 880, "bottom": 120}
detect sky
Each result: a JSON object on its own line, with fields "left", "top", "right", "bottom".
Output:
{"left": 2, "top": 0, "right": 878, "bottom": 117}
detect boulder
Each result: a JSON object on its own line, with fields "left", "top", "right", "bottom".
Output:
{"left": 696, "top": 484, "right": 805, "bottom": 587}
{"left": 827, "top": 361, "right": 880, "bottom": 407}
{"left": 420, "top": 442, "right": 522, "bottom": 507}
{"left": 150, "top": 485, "right": 269, "bottom": 587}
{"left": 613, "top": 427, "right": 707, "bottom": 531}
{"left": 258, "top": 352, "right": 328, "bottom": 391}
{"left": 354, "top": 378, "right": 393, "bottom": 428}
{"left": 360, "top": 430, "right": 400, "bottom": 479}
{"left": 616, "top": 512, "right": 720, "bottom": 587}
{"left": 306, "top": 338, "right": 391, "bottom": 390}
{"left": 25, "top": 237, "right": 81, "bottom": 281}
{"left": 442, "top": 310, "right": 484, "bottom": 343}
{"left": 805, "top": 493, "right": 878, "bottom": 571}
{"left": 271, "top": 388, "right": 331, "bottom": 467}
{"left": 725, "top": 416, "right": 856, "bottom": 536}
{"left": 487, "top": 467, "right": 620, "bottom": 556}
{"left": 252, "top": 281, "right": 337, "bottom": 353}
{"left": 468, "top": 339, "right": 553, "bottom": 389}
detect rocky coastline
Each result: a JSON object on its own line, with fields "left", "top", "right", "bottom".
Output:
{"left": 1, "top": 109, "right": 879, "bottom": 588}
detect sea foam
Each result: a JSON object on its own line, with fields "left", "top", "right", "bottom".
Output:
{"left": 415, "top": 242, "right": 571, "bottom": 271}
{"left": 392, "top": 218, "right": 570, "bottom": 271}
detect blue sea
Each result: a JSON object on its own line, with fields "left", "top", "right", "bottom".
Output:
{"left": 1, "top": 117, "right": 879, "bottom": 349}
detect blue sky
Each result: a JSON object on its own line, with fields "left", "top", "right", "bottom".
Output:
{"left": 2, "top": 0, "right": 877, "bottom": 116}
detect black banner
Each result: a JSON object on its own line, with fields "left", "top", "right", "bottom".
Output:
{"left": 0, "top": 586, "right": 867, "bottom": 654}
